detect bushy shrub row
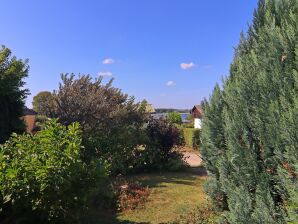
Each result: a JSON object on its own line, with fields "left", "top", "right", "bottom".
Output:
{"left": 182, "top": 128, "right": 201, "bottom": 149}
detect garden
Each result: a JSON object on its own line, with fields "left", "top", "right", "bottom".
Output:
{"left": 1, "top": 0, "right": 298, "bottom": 223}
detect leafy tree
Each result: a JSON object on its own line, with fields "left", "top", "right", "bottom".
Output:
{"left": 201, "top": 0, "right": 298, "bottom": 223}
{"left": 0, "top": 119, "right": 106, "bottom": 223}
{"left": 49, "top": 74, "right": 149, "bottom": 173}
{"left": 0, "top": 46, "right": 29, "bottom": 143}
{"left": 167, "top": 112, "right": 182, "bottom": 125}
{"left": 32, "top": 91, "right": 54, "bottom": 116}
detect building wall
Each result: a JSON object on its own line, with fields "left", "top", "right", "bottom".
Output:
{"left": 23, "top": 115, "right": 36, "bottom": 133}
{"left": 194, "top": 118, "right": 202, "bottom": 129}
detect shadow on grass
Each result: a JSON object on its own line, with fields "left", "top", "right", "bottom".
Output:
{"left": 125, "top": 166, "right": 207, "bottom": 189}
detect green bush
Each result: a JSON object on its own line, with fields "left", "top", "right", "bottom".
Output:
{"left": 183, "top": 128, "right": 194, "bottom": 148}
{"left": 182, "top": 128, "right": 201, "bottom": 149}
{"left": 0, "top": 119, "right": 106, "bottom": 223}
{"left": 137, "top": 118, "right": 185, "bottom": 171}
{"left": 193, "top": 129, "right": 201, "bottom": 148}
{"left": 167, "top": 112, "right": 182, "bottom": 125}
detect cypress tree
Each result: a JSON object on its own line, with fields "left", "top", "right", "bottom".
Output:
{"left": 201, "top": 0, "right": 298, "bottom": 223}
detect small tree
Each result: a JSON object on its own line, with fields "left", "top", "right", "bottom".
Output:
{"left": 0, "top": 46, "right": 29, "bottom": 143}
{"left": 32, "top": 91, "right": 54, "bottom": 116}
{"left": 48, "top": 73, "right": 149, "bottom": 173}
{"left": 167, "top": 112, "right": 182, "bottom": 125}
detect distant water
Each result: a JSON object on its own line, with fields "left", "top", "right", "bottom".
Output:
{"left": 152, "top": 113, "right": 190, "bottom": 122}
{"left": 180, "top": 113, "right": 189, "bottom": 121}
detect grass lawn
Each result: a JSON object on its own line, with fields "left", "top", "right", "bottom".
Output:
{"left": 93, "top": 168, "right": 208, "bottom": 224}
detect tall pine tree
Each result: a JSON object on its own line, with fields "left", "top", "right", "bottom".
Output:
{"left": 201, "top": 0, "right": 298, "bottom": 223}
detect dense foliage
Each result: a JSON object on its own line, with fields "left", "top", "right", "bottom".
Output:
{"left": 155, "top": 108, "right": 189, "bottom": 113}
{"left": 141, "top": 118, "right": 185, "bottom": 171}
{"left": 0, "top": 46, "right": 28, "bottom": 143}
{"left": 201, "top": 0, "right": 298, "bottom": 223}
{"left": 183, "top": 128, "right": 201, "bottom": 149}
{"left": 167, "top": 112, "right": 182, "bottom": 125}
{"left": 0, "top": 120, "right": 106, "bottom": 223}
{"left": 43, "top": 74, "right": 149, "bottom": 173}
{"left": 32, "top": 91, "right": 54, "bottom": 117}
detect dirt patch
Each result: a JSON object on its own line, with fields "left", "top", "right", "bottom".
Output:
{"left": 182, "top": 152, "right": 202, "bottom": 167}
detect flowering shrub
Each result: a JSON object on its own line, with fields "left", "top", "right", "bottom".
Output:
{"left": 117, "top": 181, "right": 150, "bottom": 211}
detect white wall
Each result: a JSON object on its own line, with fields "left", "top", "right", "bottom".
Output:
{"left": 194, "top": 118, "right": 202, "bottom": 129}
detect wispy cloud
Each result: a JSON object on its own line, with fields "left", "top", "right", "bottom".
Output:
{"left": 98, "top": 71, "right": 113, "bottom": 77}
{"left": 180, "top": 62, "right": 195, "bottom": 70}
{"left": 102, "top": 58, "right": 115, "bottom": 65}
{"left": 166, "top": 80, "right": 176, "bottom": 87}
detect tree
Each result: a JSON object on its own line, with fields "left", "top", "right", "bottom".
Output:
{"left": 48, "top": 74, "right": 149, "bottom": 173}
{"left": 32, "top": 91, "right": 54, "bottom": 116}
{"left": 201, "top": 0, "right": 298, "bottom": 222}
{"left": 167, "top": 112, "right": 182, "bottom": 125}
{"left": 0, "top": 46, "right": 29, "bottom": 143}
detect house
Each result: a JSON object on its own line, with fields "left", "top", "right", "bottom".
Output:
{"left": 190, "top": 105, "right": 203, "bottom": 129}
{"left": 22, "top": 107, "right": 38, "bottom": 133}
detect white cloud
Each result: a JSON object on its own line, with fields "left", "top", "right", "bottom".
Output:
{"left": 98, "top": 71, "right": 113, "bottom": 77}
{"left": 166, "top": 80, "right": 176, "bottom": 87}
{"left": 102, "top": 58, "right": 115, "bottom": 64}
{"left": 180, "top": 62, "right": 195, "bottom": 70}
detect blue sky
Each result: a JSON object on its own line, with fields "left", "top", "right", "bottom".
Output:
{"left": 0, "top": 0, "right": 257, "bottom": 109}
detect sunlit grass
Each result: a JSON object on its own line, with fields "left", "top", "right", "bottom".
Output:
{"left": 117, "top": 169, "right": 208, "bottom": 224}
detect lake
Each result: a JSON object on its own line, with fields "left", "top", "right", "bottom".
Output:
{"left": 152, "top": 113, "right": 190, "bottom": 122}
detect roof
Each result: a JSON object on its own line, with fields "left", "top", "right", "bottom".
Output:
{"left": 24, "top": 107, "right": 38, "bottom": 116}
{"left": 191, "top": 105, "right": 203, "bottom": 118}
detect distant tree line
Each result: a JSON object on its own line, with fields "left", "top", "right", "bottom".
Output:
{"left": 155, "top": 108, "right": 190, "bottom": 114}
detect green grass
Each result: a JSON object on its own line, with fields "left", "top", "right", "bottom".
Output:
{"left": 91, "top": 168, "right": 208, "bottom": 224}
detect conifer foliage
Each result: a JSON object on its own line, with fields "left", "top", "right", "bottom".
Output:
{"left": 201, "top": 0, "right": 298, "bottom": 223}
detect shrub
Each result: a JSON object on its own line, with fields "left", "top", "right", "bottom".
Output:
{"left": 140, "top": 118, "right": 185, "bottom": 171}
{"left": 193, "top": 129, "right": 201, "bottom": 148}
{"left": 183, "top": 128, "right": 195, "bottom": 148}
{"left": 182, "top": 128, "right": 201, "bottom": 149}
{"left": 0, "top": 119, "right": 106, "bottom": 223}
{"left": 167, "top": 112, "right": 182, "bottom": 125}
{"left": 116, "top": 181, "right": 150, "bottom": 211}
